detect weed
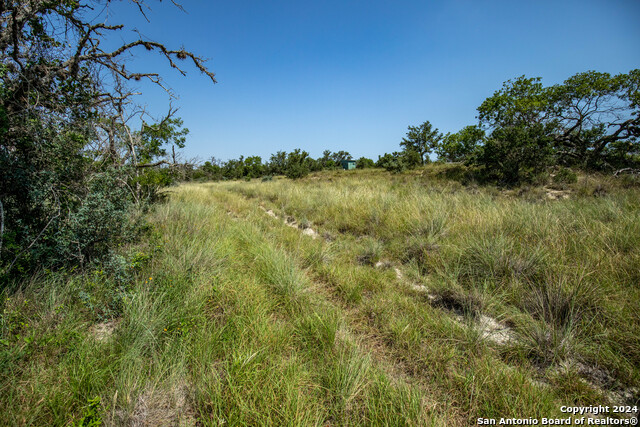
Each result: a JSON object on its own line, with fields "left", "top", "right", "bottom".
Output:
{"left": 75, "top": 397, "right": 102, "bottom": 427}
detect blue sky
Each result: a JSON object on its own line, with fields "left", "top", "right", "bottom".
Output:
{"left": 101, "top": 0, "right": 640, "bottom": 162}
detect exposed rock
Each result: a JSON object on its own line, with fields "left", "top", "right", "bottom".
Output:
{"left": 545, "top": 188, "right": 570, "bottom": 200}
{"left": 374, "top": 260, "right": 393, "bottom": 269}
{"left": 260, "top": 206, "right": 319, "bottom": 239}
{"left": 477, "top": 315, "right": 515, "bottom": 345}
{"left": 302, "top": 227, "right": 318, "bottom": 239}
{"left": 392, "top": 266, "right": 437, "bottom": 300}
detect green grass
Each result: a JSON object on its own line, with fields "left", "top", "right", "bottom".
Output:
{"left": 1, "top": 166, "right": 639, "bottom": 425}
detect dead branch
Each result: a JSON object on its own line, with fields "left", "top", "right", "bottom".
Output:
{"left": 136, "top": 160, "right": 171, "bottom": 168}
{"left": 614, "top": 168, "right": 640, "bottom": 176}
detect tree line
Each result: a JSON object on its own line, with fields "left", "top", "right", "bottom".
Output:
{"left": 181, "top": 69, "right": 639, "bottom": 184}
{"left": 182, "top": 150, "right": 374, "bottom": 181}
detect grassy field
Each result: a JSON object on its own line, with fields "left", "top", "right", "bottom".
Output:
{"left": 1, "top": 167, "right": 639, "bottom": 425}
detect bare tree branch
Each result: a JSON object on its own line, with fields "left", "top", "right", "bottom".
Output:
{"left": 614, "top": 168, "right": 640, "bottom": 176}
{"left": 135, "top": 159, "right": 171, "bottom": 168}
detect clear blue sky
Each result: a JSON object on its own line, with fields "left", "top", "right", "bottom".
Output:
{"left": 102, "top": 0, "right": 640, "bottom": 162}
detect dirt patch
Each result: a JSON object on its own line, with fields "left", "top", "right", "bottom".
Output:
{"left": 546, "top": 361, "right": 639, "bottom": 416}
{"left": 388, "top": 263, "right": 517, "bottom": 346}
{"left": 322, "top": 231, "right": 335, "bottom": 241}
{"left": 444, "top": 312, "right": 516, "bottom": 346}
{"left": 405, "top": 280, "right": 435, "bottom": 299}
{"left": 90, "top": 319, "right": 119, "bottom": 342}
{"left": 414, "top": 285, "right": 516, "bottom": 345}
{"left": 431, "top": 288, "right": 482, "bottom": 317}
{"left": 128, "top": 382, "right": 197, "bottom": 427}
{"left": 284, "top": 215, "right": 298, "bottom": 228}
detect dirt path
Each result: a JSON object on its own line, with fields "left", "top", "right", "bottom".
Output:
{"left": 212, "top": 190, "right": 469, "bottom": 424}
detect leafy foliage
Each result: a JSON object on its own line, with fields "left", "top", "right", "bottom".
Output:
{"left": 475, "top": 123, "right": 555, "bottom": 184}
{"left": 284, "top": 149, "right": 313, "bottom": 179}
{"left": 437, "top": 126, "right": 485, "bottom": 163}
{"left": 137, "top": 118, "right": 188, "bottom": 164}
{"left": 355, "top": 157, "right": 375, "bottom": 169}
{"left": 376, "top": 151, "right": 420, "bottom": 173}
{"left": 190, "top": 149, "right": 362, "bottom": 181}
{"left": 75, "top": 396, "right": 103, "bottom": 427}
{"left": 406, "top": 70, "right": 640, "bottom": 184}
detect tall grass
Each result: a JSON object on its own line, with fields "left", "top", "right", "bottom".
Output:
{"left": 1, "top": 167, "right": 638, "bottom": 424}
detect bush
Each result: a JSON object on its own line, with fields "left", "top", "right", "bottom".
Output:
{"left": 284, "top": 149, "right": 311, "bottom": 179}
{"left": 356, "top": 157, "right": 375, "bottom": 169}
{"left": 133, "top": 167, "right": 174, "bottom": 202}
{"left": 436, "top": 126, "right": 484, "bottom": 162}
{"left": 474, "top": 124, "right": 554, "bottom": 185}
{"left": 553, "top": 168, "right": 577, "bottom": 185}
{"left": 1, "top": 152, "right": 141, "bottom": 283}
{"left": 376, "top": 151, "right": 420, "bottom": 173}
{"left": 49, "top": 170, "right": 139, "bottom": 269}
{"left": 285, "top": 163, "right": 309, "bottom": 179}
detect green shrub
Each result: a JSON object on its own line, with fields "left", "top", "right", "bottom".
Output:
{"left": 285, "top": 163, "right": 310, "bottom": 179}
{"left": 376, "top": 151, "right": 420, "bottom": 173}
{"left": 56, "top": 171, "right": 138, "bottom": 264}
{"left": 1, "top": 167, "right": 140, "bottom": 285}
{"left": 433, "top": 164, "right": 477, "bottom": 184}
{"left": 133, "top": 167, "right": 174, "bottom": 202}
{"left": 553, "top": 168, "right": 577, "bottom": 185}
{"left": 355, "top": 157, "right": 375, "bottom": 169}
{"left": 474, "top": 124, "right": 554, "bottom": 185}
{"left": 284, "top": 149, "right": 311, "bottom": 179}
